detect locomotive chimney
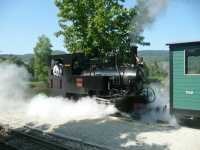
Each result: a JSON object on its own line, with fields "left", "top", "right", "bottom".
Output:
{"left": 130, "top": 46, "right": 138, "bottom": 65}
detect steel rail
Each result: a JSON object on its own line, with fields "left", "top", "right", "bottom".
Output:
{"left": 0, "top": 141, "right": 18, "bottom": 150}
{"left": 10, "top": 129, "right": 70, "bottom": 150}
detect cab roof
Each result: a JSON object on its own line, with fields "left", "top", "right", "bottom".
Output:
{"left": 166, "top": 41, "right": 200, "bottom": 46}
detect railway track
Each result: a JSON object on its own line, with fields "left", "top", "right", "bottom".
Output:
{"left": 0, "top": 141, "right": 18, "bottom": 150}
{"left": 0, "top": 124, "right": 121, "bottom": 150}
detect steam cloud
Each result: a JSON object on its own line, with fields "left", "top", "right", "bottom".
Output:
{"left": 0, "top": 63, "right": 117, "bottom": 128}
{"left": 0, "top": 62, "right": 177, "bottom": 129}
{"left": 141, "top": 62, "right": 177, "bottom": 126}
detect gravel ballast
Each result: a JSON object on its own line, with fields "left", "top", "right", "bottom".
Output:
{"left": 49, "top": 117, "right": 200, "bottom": 150}
{"left": 1, "top": 114, "right": 200, "bottom": 150}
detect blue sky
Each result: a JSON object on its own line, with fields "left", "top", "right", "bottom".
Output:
{"left": 0, "top": 0, "right": 200, "bottom": 54}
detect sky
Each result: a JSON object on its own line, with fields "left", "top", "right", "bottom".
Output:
{"left": 0, "top": 0, "right": 200, "bottom": 54}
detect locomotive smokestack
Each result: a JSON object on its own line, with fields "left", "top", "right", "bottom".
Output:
{"left": 130, "top": 46, "right": 138, "bottom": 65}
{"left": 131, "top": 46, "right": 138, "bottom": 56}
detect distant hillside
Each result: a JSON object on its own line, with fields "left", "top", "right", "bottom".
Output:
{"left": 51, "top": 50, "right": 67, "bottom": 55}
{"left": 0, "top": 54, "right": 33, "bottom": 64}
{"left": 0, "top": 50, "right": 67, "bottom": 64}
{"left": 17, "top": 54, "right": 33, "bottom": 63}
{"left": 138, "top": 50, "right": 169, "bottom": 63}
{"left": 0, "top": 50, "right": 169, "bottom": 64}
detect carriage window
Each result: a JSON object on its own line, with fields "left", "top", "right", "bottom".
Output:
{"left": 185, "top": 49, "right": 200, "bottom": 74}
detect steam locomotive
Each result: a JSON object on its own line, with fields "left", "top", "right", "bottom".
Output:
{"left": 48, "top": 46, "right": 155, "bottom": 113}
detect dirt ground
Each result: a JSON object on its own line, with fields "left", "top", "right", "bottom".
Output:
{"left": 50, "top": 117, "right": 200, "bottom": 150}
{"left": 1, "top": 114, "right": 200, "bottom": 150}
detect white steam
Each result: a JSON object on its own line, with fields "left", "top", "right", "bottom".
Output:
{"left": 141, "top": 63, "right": 177, "bottom": 126}
{"left": 0, "top": 63, "right": 30, "bottom": 101}
{"left": 141, "top": 82, "right": 170, "bottom": 122}
{"left": 27, "top": 95, "right": 116, "bottom": 125}
{"left": 0, "top": 63, "right": 117, "bottom": 128}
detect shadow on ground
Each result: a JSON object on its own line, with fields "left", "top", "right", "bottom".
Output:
{"left": 34, "top": 117, "right": 178, "bottom": 150}
{"left": 179, "top": 118, "right": 200, "bottom": 129}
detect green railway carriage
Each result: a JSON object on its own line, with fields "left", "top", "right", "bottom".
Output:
{"left": 168, "top": 41, "right": 200, "bottom": 118}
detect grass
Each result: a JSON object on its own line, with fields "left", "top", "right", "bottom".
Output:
{"left": 29, "top": 81, "right": 49, "bottom": 95}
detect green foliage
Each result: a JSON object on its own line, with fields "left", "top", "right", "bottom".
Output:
{"left": 142, "top": 62, "right": 149, "bottom": 81}
{"left": 55, "top": 0, "right": 144, "bottom": 57}
{"left": 0, "top": 55, "right": 25, "bottom": 66}
{"left": 138, "top": 51, "right": 169, "bottom": 83}
{"left": 0, "top": 55, "right": 36, "bottom": 79}
{"left": 27, "top": 57, "right": 34, "bottom": 77}
{"left": 29, "top": 81, "right": 49, "bottom": 94}
{"left": 138, "top": 50, "right": 169, "bottom": 63}
{"left": 33, "top": 35, "right": 52, "bottom": 82}
{"left": 146, "top": 61, "right": 168, "bottom": 82}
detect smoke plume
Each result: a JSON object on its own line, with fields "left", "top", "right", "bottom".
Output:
{"left": 0, "top": 63, "right": 117, "bottom": 128}
{"left": 131, "top": 0, "right": 169, "bottom": 43}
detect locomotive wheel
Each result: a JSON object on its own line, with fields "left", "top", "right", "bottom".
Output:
{"left": 65, "top": 93, "right": 80, "bottom": 101}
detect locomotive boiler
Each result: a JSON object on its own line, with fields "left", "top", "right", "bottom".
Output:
{"left": 48, "top": 46, "right": 155, "bottom": 113}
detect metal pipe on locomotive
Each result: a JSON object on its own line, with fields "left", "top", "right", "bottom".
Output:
{"left": 48, "top": 46, "right": 155, "bottom": 113}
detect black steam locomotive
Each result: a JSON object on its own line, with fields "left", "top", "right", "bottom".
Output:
{"left": 48, "top": 46, "right": 155, "bottom": 113}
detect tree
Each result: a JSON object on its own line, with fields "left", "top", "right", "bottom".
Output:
{"left": 147, "top": 61, "right": 167, "bottom": 81}
{"left": 33, "top": 35, "right": 52, "bottom": 82}
{"left": 27, "top": 57, "right": 34, "bottom": 77}
{"left": 55, "top": 0, "right": 144, "bottom": 58}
